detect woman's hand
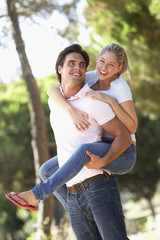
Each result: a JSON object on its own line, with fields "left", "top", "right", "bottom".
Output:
{"left": 69, "top": 107, "right": 90, "bottom": 131}
{"left": 86, "top": 91, "right": 112, "bottom": 104}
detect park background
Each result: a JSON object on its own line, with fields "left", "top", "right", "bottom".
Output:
{"left": 0, "top": 0, "right": 160, "bottom": 239}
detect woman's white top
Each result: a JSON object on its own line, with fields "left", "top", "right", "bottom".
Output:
{"left": 85, "top": 70, "right": 136, "bottom": 142}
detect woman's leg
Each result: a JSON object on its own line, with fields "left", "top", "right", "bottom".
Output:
{"left": 72, "top": 142, "right": 136, "bottom": 175}
{"left": 105, "top": 143, "right": 136, "bottom": 175}
{"left": 31, "top": 142, "right": 136, "bottom": 201}
{"left": 39, "top": 156, "right": 59, "bottom": 181}
{"left": 7, "top": 142, "right": 136, "bottom": 208}
{"left": 39, "top": 156, "right": 68, "bottom": 210}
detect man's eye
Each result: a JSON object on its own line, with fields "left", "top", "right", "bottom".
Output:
{"left": 80, "top": 63, "right": 86, "bottom": 68}
{"left": 69, "top": 62, "right": 74, "bottom": 65}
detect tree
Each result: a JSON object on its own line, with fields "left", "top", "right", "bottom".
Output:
{"left": 6, "top": 0, "right": 54, "bottom": 237}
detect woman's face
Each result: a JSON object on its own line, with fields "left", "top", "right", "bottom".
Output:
{"left": 96, "top": 51, "right": 122, "bottom": 81}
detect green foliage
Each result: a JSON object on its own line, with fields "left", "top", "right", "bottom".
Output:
{"left": 0, "top": 81, "right": 33, "bottom": 189}
{"left": 0, "top": 74, "right": 57, "bottom": 191}
{"left": 83, "top": 0, "right": 160, "bottom": 118}
{"left": 133, "top": 216, "right": 148, "bottom": 231}
{"left": 0, "top": 74, "right": 57, "bottom": 238}
{"left": 37, "top": 74, "right": 58, "bottom": 156}
{"left": 117, "top": 115, "right": 160, "bottom": 201}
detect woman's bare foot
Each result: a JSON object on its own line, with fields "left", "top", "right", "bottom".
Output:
{"left": 9, "top": 191, "right": 38, "bottom": 207}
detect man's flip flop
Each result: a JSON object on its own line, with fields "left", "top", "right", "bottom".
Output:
{"left": 5, "top": 192, "right": 38, "bottom": 211}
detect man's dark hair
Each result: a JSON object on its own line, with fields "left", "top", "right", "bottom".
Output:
{"left": 55, "top": 44, "right": 90, "bottom": 82}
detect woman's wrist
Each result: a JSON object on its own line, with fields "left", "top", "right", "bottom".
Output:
{"left": 68, "top": 104, "right": 75, "bottom": 115}
{"left": 106, "top": 96, "right": 115, "bottom": 106}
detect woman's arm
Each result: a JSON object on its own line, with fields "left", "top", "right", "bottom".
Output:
{"left": 86, "top": 91, "right": 138, "bottom": 134}
{"left": 85, "top": 116, "right": 132, "bottom": 169}
{"left": 47, "top": 84, "right": 90, "bottom": 131}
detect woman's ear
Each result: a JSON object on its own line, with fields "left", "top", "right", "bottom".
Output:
{"left": 117, "top": 64, "right": 123, "bottom": 73}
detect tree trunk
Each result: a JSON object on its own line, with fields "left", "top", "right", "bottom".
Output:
{"left": 7, "top": 0, "right": 54, "bottom": 237}
{"left": 147, "top": 198, "right": 156, "bottom": 220}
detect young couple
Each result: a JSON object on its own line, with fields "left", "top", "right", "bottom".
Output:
{"left": 6, "top": 43, "right": 137, "bottom": 240}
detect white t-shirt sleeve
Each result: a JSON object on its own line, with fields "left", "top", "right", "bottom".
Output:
{"left": 84, "top": 70, "right": 98, "bottom": 86}
{"left": 115, "top": 78, "right": 132, "bottom": 104}
{"left": 89, "top": 99, "right": 115, "bottom": 125}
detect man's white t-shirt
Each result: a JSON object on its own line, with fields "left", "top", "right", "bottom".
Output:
{"left": 85, "top": 71, "right": 136, "bottom": 142}
{"left": 48, "top": 84, "right": 115, "bottom": 187}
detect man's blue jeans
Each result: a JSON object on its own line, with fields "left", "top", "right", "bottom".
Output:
{"left": 32, "top": 142, "right": 136, "bottom": 202}
{"left": 38, "top": 142, "right": 133, "bottom": 239}
{"left": 40, "top": 164, "right": 130, "bottom": 239}
{"left": 67, "top": 173, "right": 130, "bottom": 240}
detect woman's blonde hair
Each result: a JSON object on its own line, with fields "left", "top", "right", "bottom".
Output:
{"left": 97, "top": 43, "right": 130, "bottom": 76}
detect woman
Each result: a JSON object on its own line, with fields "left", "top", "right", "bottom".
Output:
{"left": 6, "top": 43, "right": 137, "bottom": 210}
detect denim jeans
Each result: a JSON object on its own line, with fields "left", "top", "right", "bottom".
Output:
{"left": 67, "top": 173, "right": 130, "bottom": 240}
{"left": 38, "top": 156, "right": 68, "bottom": 211}
{"left": 32, "top": 142, "right": 136, "bottom": 201}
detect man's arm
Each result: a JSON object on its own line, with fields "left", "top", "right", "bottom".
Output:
{"left": 85, "top": 116, "right": 132, "bottom": 169}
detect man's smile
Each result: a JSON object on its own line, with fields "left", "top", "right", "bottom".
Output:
{"left": 71, "top": 72, "right": 81, "bottom": 77}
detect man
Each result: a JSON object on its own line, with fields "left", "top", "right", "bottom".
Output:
{"left": 6, "top": 44, "right": 131, "bottom": 240}
{"left": 48, "top": 44, "right": 131, "bottom": 240}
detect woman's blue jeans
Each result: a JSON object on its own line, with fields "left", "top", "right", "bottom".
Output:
{"left": 31, "top": 142, "right": 136, "bottom": 203}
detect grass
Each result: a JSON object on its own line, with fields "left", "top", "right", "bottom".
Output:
{"left": 129, "top": 229, "right": 160, "bottom": 240}
{"left": 125, "top": 193, "right": 160, "bottom": 240}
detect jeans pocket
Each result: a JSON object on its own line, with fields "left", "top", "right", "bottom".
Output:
{"left": 86, "top": 179, "right": 107, "bottom": 193}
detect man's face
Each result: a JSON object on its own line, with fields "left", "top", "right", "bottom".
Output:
{"left": 58, "top": 52, "right": 86, "bottom": 86}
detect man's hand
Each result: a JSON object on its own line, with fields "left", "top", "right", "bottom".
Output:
{"left": 85, "top": 151, "right": 103, "bottom": 169}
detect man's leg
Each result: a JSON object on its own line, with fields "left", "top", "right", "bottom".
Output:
{"left": 87, "top": 174, "right": 130, "bottom": 240}
{"left": 39, "top": 156, "right": 68, "bottom": 211}
{"left": 39, "top": 157, "right": 102, "bottom": 239}
{"left": 67, "top": 191, "right": 103, "bottom": 240}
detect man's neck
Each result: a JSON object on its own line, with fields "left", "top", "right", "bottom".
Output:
{"left": 61, "top": 82, "right": 82, "bottom": 99}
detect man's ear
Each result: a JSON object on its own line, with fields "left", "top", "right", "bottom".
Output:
{"left": 58, "top": 66, "right": 62, "bottom": 74}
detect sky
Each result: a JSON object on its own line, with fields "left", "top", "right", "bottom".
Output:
{"left": 0, "top": 0, "right": 90, "bottom": 83}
